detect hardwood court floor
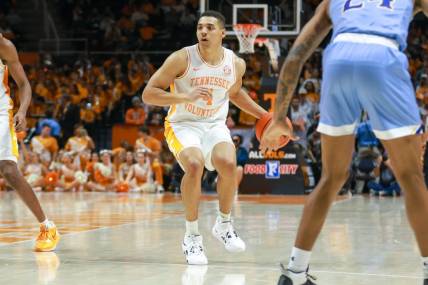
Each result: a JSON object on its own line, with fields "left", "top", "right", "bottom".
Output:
{"left": 0, "top": 191, "right": 424, "bottom": 285}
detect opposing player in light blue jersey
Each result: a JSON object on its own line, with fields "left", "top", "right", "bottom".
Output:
{"left": 260, "top": 0, "right": 428, "bottom": 283}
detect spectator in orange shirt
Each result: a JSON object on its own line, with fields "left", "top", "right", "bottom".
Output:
{"left": 135, "top": 126, "right": 161, "bottom": 154}
{"left": 30, "top": 124, "right": 59, "bottom": 166}
{"left": 65, "top": 126, "right": 95, "bottom": 154}
{"left": 125, "top": 96, "right": 146, "bottom": 125}
{"left": 135, "top": 126, "right": 164, "bottom": 191}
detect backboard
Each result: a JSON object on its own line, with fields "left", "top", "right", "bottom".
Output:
{"left": 200, "top": 0, "right": 301, "bottom": 37}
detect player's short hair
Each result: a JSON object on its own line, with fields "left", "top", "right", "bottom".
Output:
{"left": 199, "top": 10, "right": 225, "bottom": 28}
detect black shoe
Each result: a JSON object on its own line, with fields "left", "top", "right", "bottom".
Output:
{"left": 424, "top": 278, "right": 428, "bottom": 285}
{"left": 277, "top": 264, "right": 317, "bottom": 285}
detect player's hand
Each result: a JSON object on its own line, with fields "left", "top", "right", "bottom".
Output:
{"left": 13, "top": 110, "right": 27, "bottom": 132}
{"left": 259, "top": 119, "right": 299, "bottom": 153}
{"left": 185, "top": 87, "right": 212, "bottom": 103}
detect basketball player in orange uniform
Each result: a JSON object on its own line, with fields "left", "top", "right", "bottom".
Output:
{"left": 0, "top": 34, "right": 59, "bottom": 251}
{"left": 143, "top": 11, "right": 267, "bottom": 264}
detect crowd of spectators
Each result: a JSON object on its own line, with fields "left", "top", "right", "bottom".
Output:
{"left": 56, "top": 0, "right": 199, "bottom": 51}
{"left": 19, "top": 53, "right": 157, "bottom": 148}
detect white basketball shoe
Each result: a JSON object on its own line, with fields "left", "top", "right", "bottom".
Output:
{"left": 212, "top": 217, "right": 246, "bottom": 253}
{"left": 182, "top": 234, "right": 208, "bottom": 265}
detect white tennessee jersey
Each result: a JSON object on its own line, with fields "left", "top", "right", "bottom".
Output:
{"left": 0, "top": 60, "right": 13, "bottom": 114}
{"left": 166, "top": 44, "right": 237, "bottom": 124}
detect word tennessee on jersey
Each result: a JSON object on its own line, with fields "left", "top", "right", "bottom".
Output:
{"left": 167, "top": 44, "right": 237, "bottom": 123}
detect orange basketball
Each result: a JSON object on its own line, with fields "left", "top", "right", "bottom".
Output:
{"left": 255, "top": 113, "right": 293, "bottom": 148}
{"left": 116, "top": 182, "right": 129, "bottom": 193}
{"left": 16, "top": 131, "right": 27, "bottom": 141}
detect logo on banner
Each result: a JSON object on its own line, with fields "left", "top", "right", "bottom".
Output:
{"left": 265, "top": 161, "right": 280, "bottom": 179}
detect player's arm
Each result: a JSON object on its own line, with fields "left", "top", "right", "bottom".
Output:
{"left": 0, "top": 35, "right": 32, "bottom": 131}
{"left": 228, "top": 57, "right": 268, "bottom": 120}
{"left": 274, "top": 0, "right": 332, "bottom": 123}
{"left": 415, "top": 0, "right": 428, "bottom": 16}
{"left": 142, "top": 49, "right": 211, "bottom": 106}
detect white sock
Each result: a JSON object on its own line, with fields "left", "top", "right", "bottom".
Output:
{"left": 423, "top": 256, "right": 428, "bottom": 276}
{"left": 218, "top": 211, "right": 231, "bottom": 222}
{"left": 288, "top": 247, "right": 312, "bottom": 273}
{"left": 185, "top": 220, "right": 199, "bottom": 236}
{"left": 40, "top": 219, "right": 54, "bottom": 228}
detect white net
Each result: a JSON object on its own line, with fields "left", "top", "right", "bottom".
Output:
{"left": 233, "top": 24, "right": 265, "bottom": 54}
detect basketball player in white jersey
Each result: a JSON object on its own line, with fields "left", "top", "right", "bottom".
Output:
{"left": 143, "top": 11, "right": 267, "bottom": 264}
{"left": 0, "top": 34, "right": 60, "bottom": 251}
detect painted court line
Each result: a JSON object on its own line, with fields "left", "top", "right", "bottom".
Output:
{"left": 0, "top": 207, "right": 215, "bottom": 248}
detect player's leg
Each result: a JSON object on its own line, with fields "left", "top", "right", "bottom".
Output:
{"left": 279, "top": 42, "right": 362, "bottom": 284}
{"left": 205, "top": 125, "right": 246, "bottom": 252}
{"left": 357, "top": 44, "right": 428, "bottom": 278}
{"left": 177, "top": 147, "right": 208, "bottom": 265}
{"left": 211, "top": 142, "right": 237, "bottom": 215}
{"left": 178, "top": 147, "right": 205, "bottom": 222}
{"left": 165, "top": 122, "right": 207, "bottom": 264}
{"left": 0, "top": 160, "right": 47, "bottom": 221}
{"left": 279, "top": 135, "right": 355, "bottom": 284}
{"left": 295, "top": 134, "right": 355, "bottom": 249}
{"left": 0, "top": 113, "right": 59, "bottom": 251}
{"left": 381, "top": 135, "right": 428, "bottom": 254}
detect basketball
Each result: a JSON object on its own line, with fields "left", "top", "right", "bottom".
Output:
{"left": 255, "top": 112, "right": 293, "bottom": 148}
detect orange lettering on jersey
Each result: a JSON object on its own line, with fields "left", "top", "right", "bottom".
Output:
{"left": 190, "top": 76, "right": 230, "bottom": 90}
{"left": 184, "top": 103, "right": 222, "bottom": 118}
{"left": 202, "top": 88, "right": 213, "bottom": 106}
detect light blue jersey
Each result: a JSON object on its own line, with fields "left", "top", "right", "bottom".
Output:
{"left": 317, "top": 0, "right": 422, "bottom": 140}
{"left": 330, "top": 0, "right": 413, "bottom": 51}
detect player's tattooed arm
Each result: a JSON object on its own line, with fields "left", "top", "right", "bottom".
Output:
{"left": 274, "top": 0, "right": 332, "bottom": 122}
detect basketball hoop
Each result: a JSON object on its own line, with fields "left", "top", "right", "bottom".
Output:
{"left": 233, "top": 24, "right": 265, "bottom": 54}
{"left": 255, "top": 37, "right": 280, "bottom": 73}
